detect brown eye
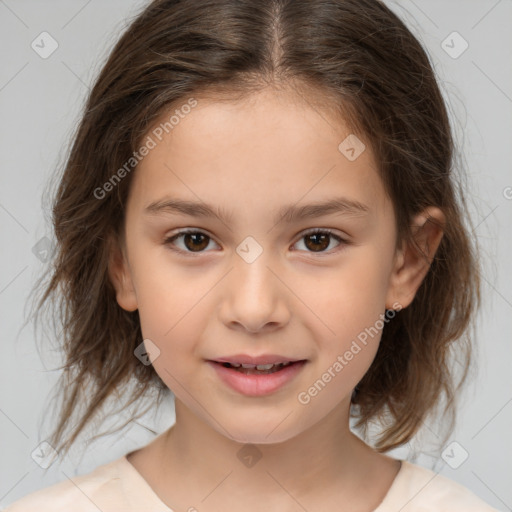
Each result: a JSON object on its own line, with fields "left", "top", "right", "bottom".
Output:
{"left": 182, "top": 232, "right": 210, "bottom": 251}
{"left": 304, "top": 232, "right": 330, "bottom": 252}
{"left": 164, "top": 230, "right": 217, "bottom": 253}
{"left": 293, "top": 229, "right": 345, "bottom": 254}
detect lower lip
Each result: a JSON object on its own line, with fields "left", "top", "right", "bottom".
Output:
{"left": 207, "top": 361, "right": 307, "bottom": 397}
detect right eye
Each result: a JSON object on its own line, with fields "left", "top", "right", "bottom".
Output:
{"left": 163, "top": 229, "right": 220, "bottom": 254}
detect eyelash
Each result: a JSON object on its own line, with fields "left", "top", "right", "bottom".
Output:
{"left": 163, "top": 228, "right": 348, "bottom": 256}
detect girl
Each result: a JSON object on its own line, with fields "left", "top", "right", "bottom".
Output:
{"left": 5, "top": 0, "right": 499, "bottom": 510}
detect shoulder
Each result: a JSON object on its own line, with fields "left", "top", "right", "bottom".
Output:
{"left": 378, "top": 460, "right": 500, "bottom": 511}
{"left": 3, "top": 457, "right": 130, "bottom": 512}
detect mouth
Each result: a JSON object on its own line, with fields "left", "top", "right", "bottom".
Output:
{"left": 207, "top": 359, "right": 308, "bottom": 396}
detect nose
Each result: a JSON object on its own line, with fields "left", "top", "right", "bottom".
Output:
{"left": 218, "top": 254, "right": 291, "bottom": 334}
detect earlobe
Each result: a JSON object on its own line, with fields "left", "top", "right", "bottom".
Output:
{"left": 107, "top": 235, "right": 138, "bottom": 312}
{"left": 385, "top": 207, "right": 445, "bottom": 310}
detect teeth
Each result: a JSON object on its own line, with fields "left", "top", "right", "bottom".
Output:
{"left": 240, "top": 363, "right": 280, "bottom": 370}
{"left": 256, "top": 364, "right": 275, "bottom": 370}
{"left": 223, "top": 361, "right": 295, "bottom": 370}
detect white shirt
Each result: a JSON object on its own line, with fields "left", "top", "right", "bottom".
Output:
{"left": 4, "top": 455, "right": 500, "bottom": 511}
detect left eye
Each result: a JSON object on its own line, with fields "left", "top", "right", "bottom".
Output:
{"left": 293, "top": 229, "right": 345, "bottom": 253}
{"left": 164, "top": 229, "right": 346, "bottom": 254}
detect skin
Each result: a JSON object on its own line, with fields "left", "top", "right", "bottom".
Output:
{"left": 109, "top": 86, "right": 445, "bottom": 512}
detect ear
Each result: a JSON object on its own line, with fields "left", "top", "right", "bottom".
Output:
{"left": 107, "top": 233, "right": 138, "bottom": 312}
{"left": 385, "top": 207, "right": 445, "bottom": 310}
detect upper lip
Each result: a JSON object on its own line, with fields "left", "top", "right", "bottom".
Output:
{"left": 210, "top": 354, "right": 304, "bottom": 365}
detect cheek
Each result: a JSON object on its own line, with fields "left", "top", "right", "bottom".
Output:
{"left": 128, "top": 247, "right": 199, "bottom": 343}
{"left": 311, "top": 251, "right": 392, "bottom": 334}
{"left": 132, "top": 242, "right": 207, "bottom": 318}
{"left": 305, "top": 250, "right": 393, "bottom": 380}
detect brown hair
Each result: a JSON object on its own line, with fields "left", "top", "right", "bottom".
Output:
{"left": 31, "top": 0, "right": 480, "bottom": 458}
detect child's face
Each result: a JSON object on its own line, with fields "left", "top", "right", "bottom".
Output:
{"left": 111, "top": 88, "right": 411, "bottom": 443}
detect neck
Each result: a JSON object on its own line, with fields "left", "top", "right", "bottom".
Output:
{"left": 154, "top": 397, "right": 388, "bottom": 507}
{"left": 127, "top": 398, "right": 401, "bottom": 512}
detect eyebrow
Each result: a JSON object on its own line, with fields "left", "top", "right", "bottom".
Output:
{"left": 144, "top": 196, "right": 370, "bottom": 225}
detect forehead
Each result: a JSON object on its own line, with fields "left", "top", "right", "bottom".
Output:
{"left": 128, "top": 88, "right": 391, "bottom": 223}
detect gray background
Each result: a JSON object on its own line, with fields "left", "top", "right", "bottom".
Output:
{"left": 1, "top": 0, "right": 511, "bottom": 509}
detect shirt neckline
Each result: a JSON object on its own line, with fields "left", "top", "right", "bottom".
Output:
{"left": 120, "top": 454, "right": 406, "bottom": 511}
{"left": 119, "top": 454, "right": 175, "bottom": 511}
{"left": 372, "top": 459, "right": 406, "bottom": 511}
